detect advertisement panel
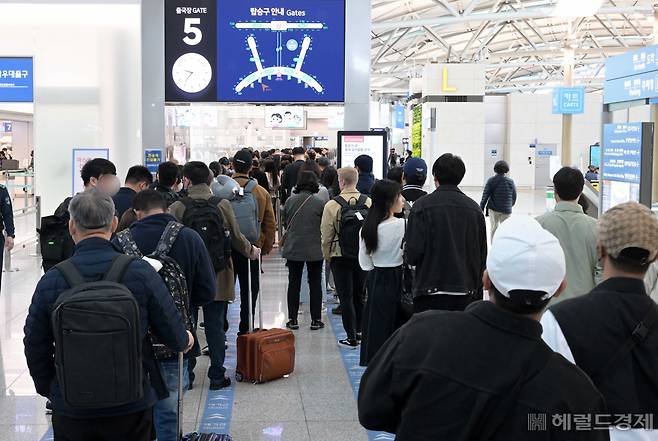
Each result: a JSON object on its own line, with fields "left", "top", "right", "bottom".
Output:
{"left": 337, "top": 131, "right": 387, "bottom": 180}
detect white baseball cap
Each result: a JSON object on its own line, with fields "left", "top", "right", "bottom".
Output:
{"left": 487, "top": 216, "right": 566, "bottom": 300}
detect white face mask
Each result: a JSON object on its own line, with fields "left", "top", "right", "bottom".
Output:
{"left": 175, "top": 182, "right": 183, "bottom": 193}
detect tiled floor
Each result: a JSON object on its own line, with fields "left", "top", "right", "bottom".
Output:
{"left": 0, "top": 189, "right": 547, "bottom": 440}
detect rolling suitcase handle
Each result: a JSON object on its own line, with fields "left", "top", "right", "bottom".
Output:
{"left": 177, "top": 351, "right": 184, "bottom": 441}
{"left": 247, "top": 255, "right": 263, "bottom": 333}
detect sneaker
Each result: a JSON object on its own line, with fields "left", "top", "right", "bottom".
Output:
{"left": 202, "top": 346, "right": 210, "bottom": 356}
{"left": 286, "top": 319, "right": 299, "bottom": 330}
{"left": 45, "top": 400, "right": 52, "bottom": 414}
{"left": 332, "top": 305, "right": 342, "bottom": 315}
{"left": 337, "top": 338, "right": 359, "bottom": 349}
{"left": 310, "top": 320, "right": 325, "bottom": 330}
{"left": 356, "top": 332, "right": 362, "bottom": 341}
{"left": 209, "top": 377, "right": 231, "bottom": 390}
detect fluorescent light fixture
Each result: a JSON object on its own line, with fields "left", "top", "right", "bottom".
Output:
{"left": 550, "top": 0, "right": 604, "bottom": 18}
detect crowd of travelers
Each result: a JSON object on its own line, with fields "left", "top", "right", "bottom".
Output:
{"left": 18, "top": 145, "right": 658, "bottom": 441}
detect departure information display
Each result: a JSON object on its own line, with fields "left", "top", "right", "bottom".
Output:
{"left": 600, "top": 123, "right": 653, "bottom": 212}
{"left": 165, "top": 0, "right": 345, "bottom": 103}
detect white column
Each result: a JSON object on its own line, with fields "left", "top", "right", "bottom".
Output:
{"left": 343, "top": 0, "right": 371, "bottom": 131}
{"left": 561, "top": 47, "right": 574, "bottom": 167}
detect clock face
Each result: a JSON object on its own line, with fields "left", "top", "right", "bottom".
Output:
{"left": 172, "top": 53, "right": 212, "bottom": 94}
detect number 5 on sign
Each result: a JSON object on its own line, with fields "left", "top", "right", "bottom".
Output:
{"left": 183, "top": 18, "right": 202, "bottom": 45}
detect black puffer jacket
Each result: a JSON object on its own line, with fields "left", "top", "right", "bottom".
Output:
{"left": 480, "top": 174, "right": 517, "bottom": 215}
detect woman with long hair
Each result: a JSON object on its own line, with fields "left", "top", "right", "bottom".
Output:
{"left": 281, "top": 171, "right": 327, "bottom": 331}
{"left": 358, "top": 179, "right": 405, "bottom": 366}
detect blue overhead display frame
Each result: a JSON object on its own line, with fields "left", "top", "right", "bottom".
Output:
{"left": 552, "top": 87, "right": 585, "bottom": 114}
{"left": 603, "top": 45, "right": 658, "bottom": 104}
{"left": 165, "top": 0, "right": 346, "bottom": 103}
{"left": 0, "top": 57, "right": 34, "bottom": 103}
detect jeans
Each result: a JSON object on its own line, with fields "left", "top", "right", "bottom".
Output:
{"left": 330, "top": 257, "right": 366, "bottom": 341}
{"left": 154, "top": 358, "right": 188, "bottom": 441}
{"left": 191, "top": 301, "right": 228, "bottom": 382}
{"left": 233, "top": 250, "right": 260, "bottom": 334}
{"left": 287, "top": 260, "right": 323, "bottom": 321}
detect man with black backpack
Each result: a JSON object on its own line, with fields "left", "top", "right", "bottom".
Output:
{"left": 40, "top": 158, "right": 120, "bottom": 272}
{"left": 321, "top": 167, "right": 371, "bottom": 349}
{"left": 112, "top": 190, "right": 216, "bottom": 441}
{"left": 231, "top": 149, "right": 276, "bottom": 335}
{"left": 169, "top": 162, "right": 259, "bottom": 391}
{"left": 24, "top": 189, "right": 193, "bottom": 441}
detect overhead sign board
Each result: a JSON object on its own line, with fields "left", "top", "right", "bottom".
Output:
{"left": 552, "top": 87, "right": 585, "bottom": 114}
{"left": 165, "top": 0, "right": 346, "bottom": 103}
{"left": 0, "top": 57, "right": 33, "bottom": 102}
{"left": 603, "top": 70, "right": 658, "bottom": 104}
{"left": 605, "top": 45, "right": 658, "bottom": 81}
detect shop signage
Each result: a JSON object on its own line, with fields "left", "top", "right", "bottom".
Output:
{"left": 0, "top": 57, "right": 33, "bottom": 102}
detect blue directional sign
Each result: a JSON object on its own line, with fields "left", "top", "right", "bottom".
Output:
{"left": 394, "top": 104, "right": 405, "bottom": 129}
{"left": 552, "top": 87, "right": 585, "bottom": 114}
{"left": 0, "top": 58, "right": 33, "bottom": 102}
{"left": 605, "top": 45, "right": 658, "bottom": 81}
{"left": 602, "top": 123, "right": 642, "bottom": 184}
{"left": 603, "top": 70, "right": 658, "bottom": 104}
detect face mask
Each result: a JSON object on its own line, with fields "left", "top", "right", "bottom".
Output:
{"left": 175, "top": 182, "right": 184, "bottom": 192}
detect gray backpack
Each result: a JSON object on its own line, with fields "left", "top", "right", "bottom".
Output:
{"left": 230, "top": 179, "right": 261, "bottom": 243}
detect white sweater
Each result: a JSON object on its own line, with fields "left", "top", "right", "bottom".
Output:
{"left": 358, "top": 217, "right": 405, "bottom": 271}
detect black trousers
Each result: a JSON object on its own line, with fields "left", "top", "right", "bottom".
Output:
{"left": 52, "top": 408, "right": 153, "bottom": 441}
{"left": 287, "top": 260, "right": 323, "bottom": 321}
{"left": 232, "top": 250, "right": 260, "bottom": 334}
{"left": 360, "top": 266, "right": 402, "bottom": 366}
{"left": 413, "top": 293, "right": 475, "bottom": 314}
{"left": 330, "top": 257, "right": 366, "bottom": 341}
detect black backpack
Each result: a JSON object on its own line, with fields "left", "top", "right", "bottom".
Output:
{"left": 39, "top": 197, "right": 75, "bottom": 272}
{"left": 334, "top": 195, "right": 369, "bottom": 260}
{"left": 52, "top": 254, "right": 143, "bottom": 409}
{"left": 181, "top": 197, "right": 231, "bottom": 271}
{"left": 116, "top": 221, "right": 194, "bottom": 359}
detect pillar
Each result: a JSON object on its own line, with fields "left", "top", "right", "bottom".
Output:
{"left": 343, "top": 0, "right": 371, "bottom": 131}
{"left": 141, "top": 0, "right": 165, "bottom": 154}
{"left": 561, "top": 48, "right": 574, "bottom": 167}
{"left": 651, "top": 6, "right": 658, "bottom": 201}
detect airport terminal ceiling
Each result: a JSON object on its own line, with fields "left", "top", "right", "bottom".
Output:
{"left": 370, "top": 0, "right": 656, "bottom": 97}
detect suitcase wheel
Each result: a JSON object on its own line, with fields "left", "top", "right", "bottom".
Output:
{"left": 235, "top": 372, "right": 243, "bottom": 382}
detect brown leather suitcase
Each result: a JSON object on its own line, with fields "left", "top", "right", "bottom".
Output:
{"left": 235, "top": 258, "right": 295, "bottom": 383}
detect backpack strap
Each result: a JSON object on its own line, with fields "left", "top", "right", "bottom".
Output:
{"left": 244, "top": 179, "right": 258, "bottom": 194}
{"left": 152, "top": 221, "right": 184, "bottom": 258}
{"left": 357, "top": 194, "right": 368, "bottom": 206}
{"left": 116, "top": 229, "right": 144, "bottom": 258}
{"left": 55, "top": 260, "right": 85, "bottom": 288}
{"left": 103, "top": 254, "right": 136, "bottom": 283}
{"left": 334, "top": 195, "right": 351, "bottom": 209}
{"left": 590, "top": 302, "right": 658, "bottom": 383}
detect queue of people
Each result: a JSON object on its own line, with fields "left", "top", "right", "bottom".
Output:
{"left": 19, "top": 145, "right": 658, "bottom": 441}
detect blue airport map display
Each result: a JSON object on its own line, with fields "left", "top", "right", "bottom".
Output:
{"left": 0, "top": 58, "right": 33, "bottom": 102}
{"left": 217, "top": 1, "right": 345, "bottom": 102}
{"left": 552, "top": 87, "right": 584, "bottom": 114}
{"left": 165, "top": 0, "right": 345, "bottom": 103}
